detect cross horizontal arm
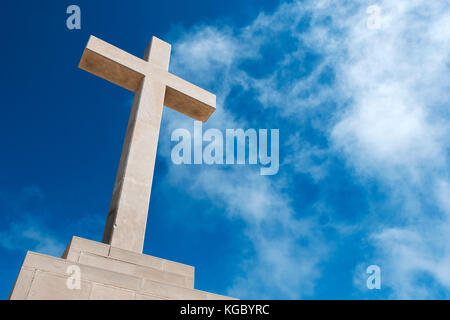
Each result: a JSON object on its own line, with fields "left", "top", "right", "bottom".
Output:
{"left": 79, "top": 35, "right": 216, "bottom": 122}
{"left": 158, "top": 70, "right": 216, "bottom": 122}
{"left": 79, "top": 36, "right": 148, "bottom": 92}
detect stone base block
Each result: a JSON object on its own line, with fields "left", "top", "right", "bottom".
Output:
{"left": 9, "top": 236, "right": 236, "bottom": 300}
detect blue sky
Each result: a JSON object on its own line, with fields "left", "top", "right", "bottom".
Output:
{"left": 0, "top": 0, "right": 449, "bottom": 299}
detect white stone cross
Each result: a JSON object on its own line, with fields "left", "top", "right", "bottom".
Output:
{"left": 79, "top": 35, "right": 216, "bottom": 253}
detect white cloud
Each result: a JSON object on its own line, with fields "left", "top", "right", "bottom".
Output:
{"left": 162, "top": 2, "right": 338, "bottom": 299}
{"left": 163, "top": 165, "right": 328, "bottom": 298}
{"left": 326, "top": 0, "right": 450, "bottom": 297}
{"left": 284, "top": 134, "right": 330, "bottom": 181}
{"left": 371, "top": 226, "right": 450, "bottom": 299}
{"left": 0, "top": 218, "right": 65, "bottom": 257}
{"left": 171, "top": 26, "right": 239, "bottom": 85}
{"left": 0, "top": 186, "right": 98, "bottom": 258}
{"left": 331, "top": 1, "right": 449, "bottom": 182}
{"left": 436, "top": 180, "right": 450, "bottom": 215}
{"left": 162, "top": 0, "right": 450, "bottom": 298}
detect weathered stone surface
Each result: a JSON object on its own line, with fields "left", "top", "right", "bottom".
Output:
{"left": 109, "top": 246, "right": 163, "bottom": 270}
{"left": 10, "top": 242, "right": 237, "bottom": 300}
{"left": 141, "top": 278, "right": 207, "bottom": 300}
{"left": 28, "top": 270, "right": 92, "bottom": 300}
{"left": 8, "top": 266, "right": 35, "bottom": 300}
{"left": 23, "top": 252, "right": 142, "bottom": 291}
{"left": 63, "top": 236, "right": 195, "bottom": 282}
{"left": 89, "top": 283, "right": 135, "bottom": 300}
{"left": 109, "top": 245, "right": 195, "bottom": 278}
{"left": 103, "top": 77, "right": 165, "bottom": 253}
{"left": 79, "top": 36, "right": 147, "bottom": 92}
{"left": 63, "top": 236, "right": 110, "bottom": 260}
{"left": 78, "top": 252, "right": 191, "bottom": 288}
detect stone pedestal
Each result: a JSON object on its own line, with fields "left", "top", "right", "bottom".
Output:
{"left": 9, "top": 236, "right": 236, "bottom": 300}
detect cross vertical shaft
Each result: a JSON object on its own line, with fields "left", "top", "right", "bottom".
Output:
{"left": 102, "top": 38, "right": 170, "bottom": 253}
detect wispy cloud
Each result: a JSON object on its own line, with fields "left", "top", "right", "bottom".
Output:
{"left": 326, "top": 0, "right": 450, "bottom": 298}
{"left": 160, "top": 0, "right": 450, "bottom": 299}
{"left": 0, "top": 186, "right": 105, "bottom": 258}
{"left": 0, "top": 219, "right": 65, "bottom": 257}
{"left": 0, "top": 186, "right": 65, "bottom": 256}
